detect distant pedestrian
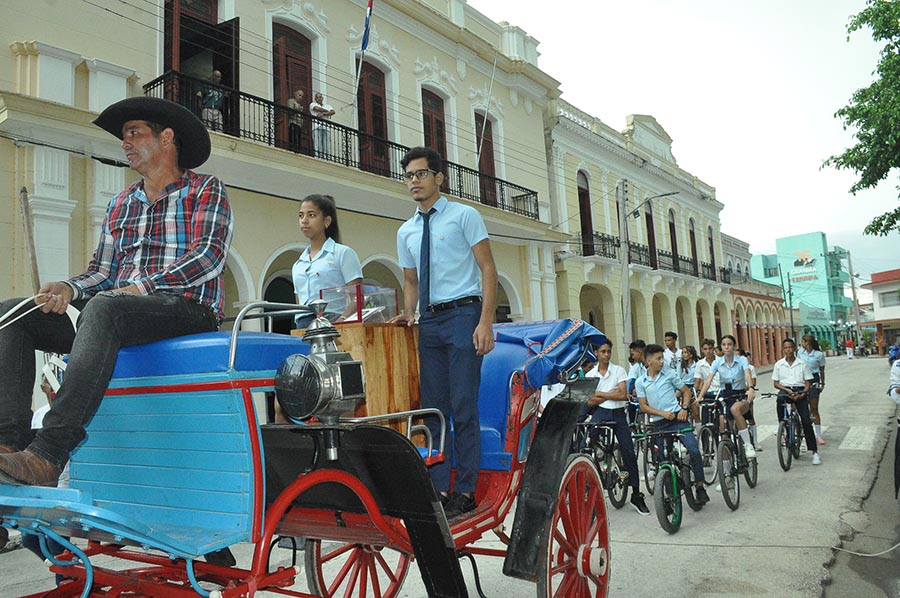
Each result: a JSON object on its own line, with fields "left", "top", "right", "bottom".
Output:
{"left": 197, "top": 70, "right": 225, "bottom": 131}
{"left": 846, "top": 338, "right": 854, "bottom": 359}
{"left": 309, "top": 92, "right": 335, "bottom": 158}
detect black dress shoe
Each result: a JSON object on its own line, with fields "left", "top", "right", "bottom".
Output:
{"left": 444, "top": 493, "right": 476, "bottom": 520}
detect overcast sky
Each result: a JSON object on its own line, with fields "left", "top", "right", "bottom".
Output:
{"left": 469, "top": 0, "right": 898, "bottom": 294}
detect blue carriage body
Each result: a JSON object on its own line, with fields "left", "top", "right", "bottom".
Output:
{"left": 0, "top": 318, "right": 606, "bottom": 597}
{"left": 1, "top": 331, "right": 309, "bottom": 561}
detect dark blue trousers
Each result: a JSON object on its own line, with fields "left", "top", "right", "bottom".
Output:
{"left": 584, "top": 406, "right": 641, "bottom": 491}
{"left": 419, "top": 302, "right": 483, "bottom": 493}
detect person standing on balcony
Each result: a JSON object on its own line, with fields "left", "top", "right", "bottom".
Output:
{"left": 309, "top": 92, "right": 335, "bottom": 159}
{"left": 0, "top": 97, "right": 233, "bottom": 486}
{"left": 286, "top": 89, "right": 305, "bottom": 153}
{"left": 393, "top": 146, "right": 498, "bottom": 520}
{"left": 197, "top": 69, "right": 225, "bottom": 131}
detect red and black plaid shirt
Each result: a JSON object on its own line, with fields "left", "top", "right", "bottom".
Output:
{"left": 68, "top": 170, "right": 233, "bottom": 319}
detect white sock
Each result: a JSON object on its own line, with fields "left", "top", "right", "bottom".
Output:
{"left": 815, "top": 424, "right": 822, "bottom": 438}
{"left": 739, "top": 428, "right": 752, "bottom": 446}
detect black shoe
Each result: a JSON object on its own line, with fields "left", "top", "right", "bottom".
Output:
{"left": 630, "top": 492, "right": 650, "bottom": 516}
{"left": 439, "top": 493, "right": 451, "bottom": 508}
{"left": 695, "top": 486, "right": 710, "bottom": 505}
{"left": 204, "top": 547, "right": 236, "bottom": 567}
{"left": 443, "top": 492, "right": 477, "bottom": 520}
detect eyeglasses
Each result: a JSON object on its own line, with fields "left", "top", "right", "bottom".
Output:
{"left": 402, "top": 169, "right": 436, "bottom": 182}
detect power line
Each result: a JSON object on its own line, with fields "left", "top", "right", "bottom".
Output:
{"left": 65, "top": 0, "right": 555, "bottom": 174}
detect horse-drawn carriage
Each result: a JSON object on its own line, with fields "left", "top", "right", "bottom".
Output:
{"left": 0, "top": 302, "right": 611, "bottom": 598}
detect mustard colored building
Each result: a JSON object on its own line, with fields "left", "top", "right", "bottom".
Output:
{"left": 0, "top": 0, "right": 564, "bottom": 331}
{"left": 546, "top": 100, "right": 734, "bottom": 363}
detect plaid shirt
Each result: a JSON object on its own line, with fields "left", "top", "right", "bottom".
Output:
{"left": 68, "top": 170, "right": 233, "bottom": 319}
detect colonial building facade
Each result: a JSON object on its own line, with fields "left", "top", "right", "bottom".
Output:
{"left": 722, "top": 234, "right": 787, "bottom": 367}
{"left": 545, "top": 100, "right": 734, "bottom": 362}
{"left": 1, "top": 0, "right": 568, "bottom": 334}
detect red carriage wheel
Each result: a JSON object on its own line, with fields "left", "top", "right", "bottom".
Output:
{"left": 305, "top": 539, "right": 412, "bottom": 598}
{"left": 537, "top": 455, "right": 610, "bottom": 598}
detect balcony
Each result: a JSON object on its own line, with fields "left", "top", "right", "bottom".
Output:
{"left": 564, "top": 232, "right": 731, "bottom": 284}
{"left": 143, "top": 71, "right": 540, "bottom": 220}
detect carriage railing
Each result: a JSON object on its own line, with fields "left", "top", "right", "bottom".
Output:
{"left": 343, "top": 408, "right": 447, "bottom": 462}
{"left": 229, "top": 301, "right": 312, "bottom": 368}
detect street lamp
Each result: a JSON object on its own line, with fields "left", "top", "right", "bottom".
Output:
{"left": 618, "top": 183, "right": 680, "bottom": 346}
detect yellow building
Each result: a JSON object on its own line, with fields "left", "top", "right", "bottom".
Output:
{"left": 0, "top": 0, "right": 564, "bottom": 332}
{"left": 546, "top": 99, "right": 734, "bottom": 362}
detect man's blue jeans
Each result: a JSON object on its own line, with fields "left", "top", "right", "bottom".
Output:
{"left": 0, "top": 293, "right": 217, "bottom": 470}
{"left": 653, "top": 418, "right": 704, "bottom": 484}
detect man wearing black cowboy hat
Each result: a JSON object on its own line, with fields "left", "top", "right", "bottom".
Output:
{"left": 0, "top": 97, "right": 233, "bottom": 486}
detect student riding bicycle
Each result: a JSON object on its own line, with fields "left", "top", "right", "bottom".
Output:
{"left": 772, "top": 337, "right": 820, "bottom": 465}
{"left": 696, "top": 335, "right": 757, "bottom": 458}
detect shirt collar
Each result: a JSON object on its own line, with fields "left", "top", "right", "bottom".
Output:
{"left": 132, "top": 170, "right": 192, "bottom": 205}
{"left": 301, "top": 236, "right": 336, "bottom": 260}
{"left": 416, "top": 195, "right": 448, "bottom": 217}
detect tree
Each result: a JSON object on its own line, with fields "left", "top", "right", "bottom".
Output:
{"left": 825, "top": 0, "right": 900, "bottom": 236}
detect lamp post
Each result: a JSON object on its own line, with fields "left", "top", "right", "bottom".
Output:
{"left": 617, "top": 181, "right": 680, "bottom": 346}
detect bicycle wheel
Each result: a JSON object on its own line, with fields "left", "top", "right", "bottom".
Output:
{"left": 716, "top": 441, "right": 740, "bottom": 511}
{"left": 743, "top": 441, "right": 758, "bottom": 488}
{"left": 776, "top": 420, "right": 792, "bottom": 471}
{"left": 653, "top": 467, "right": 682, "bottom": 534}
{"left": 698, "top": 425, "right": 718, "bottom": 485}
{"left": 791, "top": 417, "right": 803, "bottom": 459}
{"left": 681, "top": 465, "right": 702, "bottom": 512}
{"left": 605, "top": 448, "right": 628, "bottom": 509}
{"left": 642, "top": 440, "right": 656, "bottom": 496}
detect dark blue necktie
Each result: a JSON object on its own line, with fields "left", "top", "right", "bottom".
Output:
{"left": 419, "top": 208, "right": 435, "bottom": 313}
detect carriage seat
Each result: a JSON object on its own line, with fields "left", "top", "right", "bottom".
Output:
{"left": 0, "top": 331, "right": 310, "bottom": 559}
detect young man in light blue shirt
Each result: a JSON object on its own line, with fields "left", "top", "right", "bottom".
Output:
{"left": 393, "top": 146, "right": 498, "bottom": 520}
{"left": 636, "top": 344, "right": 710, "bottom": 505}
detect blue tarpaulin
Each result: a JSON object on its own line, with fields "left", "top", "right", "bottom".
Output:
{"left": 493, "top": 319, "right": 607, "bottom": 390}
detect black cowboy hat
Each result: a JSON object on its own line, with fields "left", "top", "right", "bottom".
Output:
{"left": 93, "top": 96, "right": 211, "bottom": 169}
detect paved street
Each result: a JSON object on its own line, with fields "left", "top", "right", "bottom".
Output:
{"left": 2, "top": 354, "right": 896, "bottom": 597}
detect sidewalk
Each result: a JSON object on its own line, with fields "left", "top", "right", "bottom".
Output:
{"left": 824, "top": 412, "right": 900, "bottom": 598}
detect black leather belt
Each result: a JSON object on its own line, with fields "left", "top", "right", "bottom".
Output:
{"left": 426, "top": 295, "right": 481, "bottom": 313}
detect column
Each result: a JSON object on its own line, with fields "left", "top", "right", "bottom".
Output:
{"left": 540, "top": 245, "right": 558, "bottom": 320}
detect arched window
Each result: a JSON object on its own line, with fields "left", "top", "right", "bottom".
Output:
{"left": 475, "top": 111, "right": 497, "bottom": 206}
{"left": 645, "top": 203, "right": 657, "bottom": 268}
{"left": 357, "top": 61, "right": 389, "bottom": 175}
{"left": 273, "top": 24, "right": 312, "bottom": 153}
{"left": 689, "top": 218, "right": 699, "bottom": 275}
{"left": 577, "top": 171, "right": 593, "bottom": 256}
{"left": 668, "top": 209, "right": 679, "bottom": 272}
{"left": 422, "top": 89, "right": 447, "bottom": 160}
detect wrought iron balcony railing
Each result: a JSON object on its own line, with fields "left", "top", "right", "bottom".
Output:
{"left": 143, "top": 71, "right": 540, "bottom": 219}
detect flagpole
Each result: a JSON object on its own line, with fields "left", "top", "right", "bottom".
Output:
{"left": 476, "top": 50, "right": 499, "bottom": 164}
{"left": 351, "top": 0, "right": 374, "bottom": 130}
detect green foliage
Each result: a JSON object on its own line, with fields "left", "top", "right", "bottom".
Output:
{"left": 825, "top": 0, "right": 900, "bottom": 236}
{"left": 820, "top": 339, "right": 832, "bottom": 351}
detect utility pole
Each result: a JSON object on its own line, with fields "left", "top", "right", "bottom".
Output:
{"left": 779, "top": 263, "right": 795, "bottom": 339}
{"left": 845, "top": 250, "right": 862, "bottom": 345}
{"left": 617, "top": 179, "right": 631, "bottom": 347}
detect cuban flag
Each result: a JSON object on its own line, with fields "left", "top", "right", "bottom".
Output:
{"left": 361, "top": 0, "right": 374, "bottom": 52}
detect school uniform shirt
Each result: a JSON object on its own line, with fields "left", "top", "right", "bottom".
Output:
{"left": 709, "top": 355, "right": 751, "bottom": 390}
{"left": 694, "top": 358, "right": 721, "bottom": 393}
{"left": 679, "top": 362, "right": 697, "bottom": 388}
{"left": 291, "top": 237, "right": 363, "bottom": 306}
{"left": 397, "top": 196, "right": 488, "bottom": 305}
{"left": 772, "top": 357, "right": 813, "bottom": 388}
{"left": 635, "top": 368, "right": 684, "bottom": 422}
{"left": 889, "top": 360, "right": 900, "bottom": 405}
{"left": 663, "top": 347, "right": 680, "bottom": 372}
{"left": 585, "top": 363, "right": 628, "bottom": 409}
{"left": 797, "top": 347, "right": 826, "bottom": 375}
